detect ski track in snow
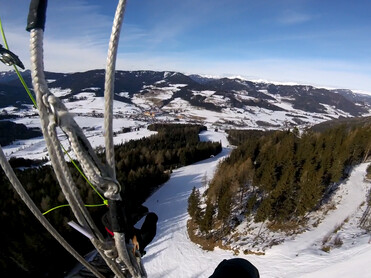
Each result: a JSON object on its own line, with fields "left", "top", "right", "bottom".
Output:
{"left": 141, "top": 130, "right": 371, "bottom": 278}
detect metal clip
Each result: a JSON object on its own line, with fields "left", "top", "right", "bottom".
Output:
{"left": 102, "top": 178, "right": 122, "bottom": 200}
{"left": 0, "top": 44, "right": 25, "bottom": 69}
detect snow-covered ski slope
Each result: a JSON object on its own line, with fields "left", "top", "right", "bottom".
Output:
{"left": 141, "top": 130, "right": 371, "bottom": 278}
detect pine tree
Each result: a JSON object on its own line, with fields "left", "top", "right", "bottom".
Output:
{"left": 188, "top": 187, "right": 201, "bottom": 220}
{"left": 217, "top": 187, "right": 232, "bottom": 223}
{"left": 255, "top": 197, "right": 272, "bottom": 222}
{"left": 200, "top": 199, "right": 214, "bottom": 233}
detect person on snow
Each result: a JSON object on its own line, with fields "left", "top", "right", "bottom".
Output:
{"left": 102, "top": 201, "right": 158, "bottom": 257}
{"left": 209, "top": 258, "right": 260, "bottom": 278}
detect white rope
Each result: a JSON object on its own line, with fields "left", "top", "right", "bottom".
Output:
{"left": 30, "top": 30, "right": 85, "bottom": 227}
{"left": 104, "top": 0, "right": 127, "bottom": 179}
{"left": 47, "top": 94, "right": 121, "bottom": 200}
{"left": 0, "top": 146, "right": 105, "bottom": 278}
{"left": 30, "top": 29, "right": 96, "bottom": 237}
{"left": 47, "top": 115, "right": 107, "bottom": 242}
{"left": 26, "top": 1, "right": 147, "bottom": 276}
{"left": 104, "top": 2, "right": 147, "bottom": 276}
{"left": 30, "top": 28, "right": 126, "bottom": 278}
{"left": 114, "top": 233, "right": 142, "bottom": 278}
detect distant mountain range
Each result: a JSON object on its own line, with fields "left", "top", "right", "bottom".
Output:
{"left": 1, "top": 69, "right": 370, "bottom": 130}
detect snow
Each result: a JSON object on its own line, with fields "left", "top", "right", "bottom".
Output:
{"left": 3, "top": 116, "right": 370, "bottom": 276}
{"left": 2, "top": 85, "right": 370, "bottom": 276}
{"left": 353, "top": 89, "right": 371, "bottom": 97}
{"left": 2, "top": 115, "right": 154, "bottom": 160}
{"left": 269, "top": 99, "right": 295, "bottom": 111}
{"left": 50, "top": 87, "right": 71, "bottom": 97}
{"left": 162, "top": 97, "right": 190, "bottom": 111}
{"left": 199, "top": 129, "right": 230, "bottom": 148}
{"left": 3, "top": 78, "right": 370, "bottom": 141}
{"left": 141, "top": 143, "right": 233, "bottom": 278}
{"left": 140, "top": 130, "right": 371, "bottom": 278}
{"left": 321, "top": 103, "right": 352, "bottom": 118}
{"left": 192, "top": 90, "right": 216, "bottom": 97}
{"left": 63, "top": 93, "right": 138, "bottom": 114}
{"left": 117, "top": 92, "right": 130, "bottom": 98}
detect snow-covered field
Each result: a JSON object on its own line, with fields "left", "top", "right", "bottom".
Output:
{"left": 2, "top": 114, "right": 156, "bottom": 160}
{"left": 140, "top": 130, "right": 370, "bottom": 278}
{"left": 2, "top": 106, "right": 370, "bottom": 277}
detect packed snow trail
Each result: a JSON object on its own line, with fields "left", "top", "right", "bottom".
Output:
{"left": 141, "top": 146, "right": 232, "bottom": 276}
{"left": 139, "top": 130, "right": 370, "bottom": 278}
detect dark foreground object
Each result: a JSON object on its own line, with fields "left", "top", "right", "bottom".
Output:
{"left": 209, "top": 258, "right": 260, "bottom": 278}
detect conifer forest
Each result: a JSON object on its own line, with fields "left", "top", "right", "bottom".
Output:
{"left": 189, "top": 122, "right": 371, "bottom": 239}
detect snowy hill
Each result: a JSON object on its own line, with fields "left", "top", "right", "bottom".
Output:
{"left": 141, "top": 130, "right": 371, "bottom": 278}
{"left": 1, "top": 70, "right": 371, "bottom": 130}
{"left": 1, "top": 69, "right": 371, "bottom": 160}
{"left": 1, "top": 70, "right": 370, "bottom": 277}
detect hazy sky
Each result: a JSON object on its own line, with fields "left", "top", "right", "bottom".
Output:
{"left": 1, "top": 0, "right": 371, "bottom": 92}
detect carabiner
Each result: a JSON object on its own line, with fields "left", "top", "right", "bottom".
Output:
{"left": 0, "top": 44, "right": 25, "bottom": 69}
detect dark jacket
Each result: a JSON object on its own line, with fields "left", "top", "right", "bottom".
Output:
{"left": 102, "top": 202, "right": 149, "bottom": 241}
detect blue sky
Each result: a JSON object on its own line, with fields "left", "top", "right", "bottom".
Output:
{"left": 1, "top": 0, "right": 371, "bottom": 92}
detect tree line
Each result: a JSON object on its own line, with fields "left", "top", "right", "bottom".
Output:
{"left": 0, "top": 123, "right": 221, "bottom": 277}
{"left": 115, "top": 123, "right": 221, "bottom": 205}
{"left": 189, "top": 123, "right": 371, "bottom": 238}
{"left": 0, "top": 121, "right": 42, "bottom": 146}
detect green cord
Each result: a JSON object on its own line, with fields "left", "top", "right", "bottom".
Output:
{"left": 0, "top": 17, "right": 37, "bottom": 108}
{"left": 42, "top": 204, "right": 71, "bottom": 215}
{"left": 0, "top": 16, "right": 108, "bottom": 214}
{"left": 41, "top": 147, "right": 108, "bottom": 215}
{"left": 14, "top": 66, "right": 37, "bottom": 108}
{"left": 60, "top": 143, "right": 107, "bottom": 204}
{"left": 42, "top": 203, "right": 107, "bottom": 215}
{"left": 0, "top": 16, "right": 10, "bottom": 48}
{"left": 42, "top": 145, "right": 108, "bottom": 215}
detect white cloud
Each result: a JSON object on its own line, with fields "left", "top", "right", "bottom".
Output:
{"left": 0, "top": 24, "right": 108, "bottom": 73}
{"left": 42, "top": 39, "right": 107, "bottom": 72}
{"left": 2, "top": 35, "right": 371, "bottom": 94}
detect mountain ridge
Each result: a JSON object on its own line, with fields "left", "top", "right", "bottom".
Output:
{"left": 1, "top": 69, "right": 370, "bottom": 130}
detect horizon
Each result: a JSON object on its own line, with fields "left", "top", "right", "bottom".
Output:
{"left": 1, "top": 0, "right": 371, "bottom": 93}
{"left": 3, "top": 68, "right": 371, "bottom": 96}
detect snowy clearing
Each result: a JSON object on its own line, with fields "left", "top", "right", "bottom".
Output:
{"left": 141, "top": 130, "right": 371, "bottom": 278}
